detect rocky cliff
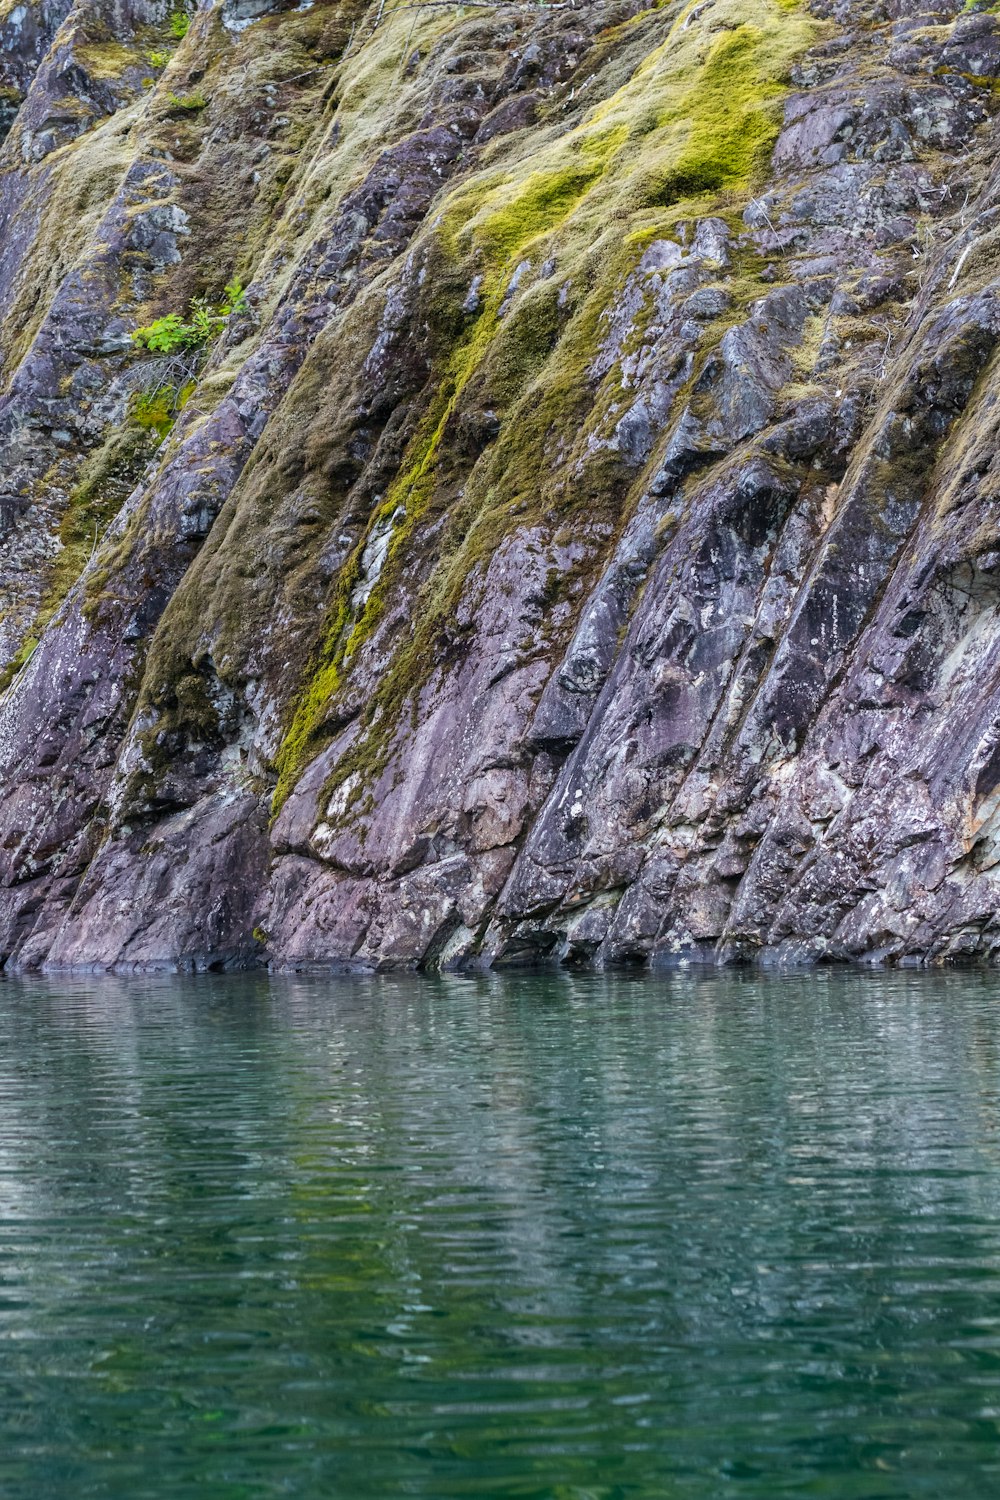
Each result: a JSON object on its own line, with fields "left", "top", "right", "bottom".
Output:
{"left": 2, "top": 0, "right": 1000, "bottom": 971}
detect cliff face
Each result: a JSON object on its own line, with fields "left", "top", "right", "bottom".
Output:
{"left": 2, "top": 0, "right": 1000, "bottom": 972}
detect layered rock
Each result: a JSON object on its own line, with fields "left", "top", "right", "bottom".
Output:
{"left": 1, "top": 0, "right": 1000, "bottom": 971}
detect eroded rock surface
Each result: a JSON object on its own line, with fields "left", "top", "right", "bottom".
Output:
{"left": 2, "top": 0, "right": 1000, "bottom": 972}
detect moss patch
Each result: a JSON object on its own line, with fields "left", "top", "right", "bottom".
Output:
{"left": 270, "top": 0, "right": 819, "bottom": 812}
{"left": 2, "top": 422, "right": 162, "bottom": 691}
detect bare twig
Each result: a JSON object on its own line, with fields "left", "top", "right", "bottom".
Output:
{"left": 875, "top": 327, "right": 893, "bottom": 380}
{"left": 367, "top": 0, "right": 582, "bottom": 14}
{"left": 749, "top": 195, "right": 784, "bottom": 256}
{"left": 396, "top": 9, "right": 421, "bottom": 80}
{"left": 682, "top": 0, "right": 710, "bottom": 28}
{"left": 948, "top": 240, "right": 974, "bottom": 291}
{"left": 274, "top": 66, "right": 327, "bottom": 86}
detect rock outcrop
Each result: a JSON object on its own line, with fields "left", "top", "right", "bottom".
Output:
{"left": 2, "top": 0, "right": 1000, "bottom": 971}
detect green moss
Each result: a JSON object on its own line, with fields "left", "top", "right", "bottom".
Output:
{"left": 271, "top": 329, "right": 485, "bottom": 806}
{"left": 47, "top": 426, "right": 160, "bottom": 622}
{"left": 447, "top": 0, "right": 815, "bottom": 253}
{"left": 0, "top": 635, "right": 39, "bottom": 696}
{"left": 5, "top": 0, "right": 369, "bottom": 714}
{"left": 0, "top": 422, "right": 163, "bottom": 691}
{"left": 132, "top": 379, "right": 196, "bottom": 438}
{"left": 103, "top": 0, "right": 816, "bottom": 822}
{"left": 167, "top": 89, "right": 208, "bottom": 112}
{"left": 478, "top": 164, "right": 606, "bottom": 259}
{"left": 273, "top": 244, "right": 627, "bottom": 812}
{"left": 646, "top": 26, "right": 791, "bottom": 200}
{"left": 271, "top": 221, "right": 585, "bottom": 809}
{"left": 269, "top": 0, "right": 819, "bottom": 815}
{"left": 75, "top": 40, "right": 143, "bottom": 79}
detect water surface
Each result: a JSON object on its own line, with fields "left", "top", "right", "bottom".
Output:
{"left": 2, "top": 968, "right": 1000, "bottom": 1497}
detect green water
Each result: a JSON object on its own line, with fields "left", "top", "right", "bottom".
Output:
{"left": 4, "top": 970, "right": 1000, "bottom": 1497}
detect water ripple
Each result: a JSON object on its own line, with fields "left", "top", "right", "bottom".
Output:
{"left": 0, "top": 969, "right": 999, "bottom": 1496}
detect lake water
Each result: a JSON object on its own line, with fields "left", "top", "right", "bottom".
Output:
{"left": 2, "top": 968, "right": 1000, "bottom": 1497}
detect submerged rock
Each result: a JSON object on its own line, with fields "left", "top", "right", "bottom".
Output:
{"left": 2, "top": 0, "right": 1000, "bottom": 973}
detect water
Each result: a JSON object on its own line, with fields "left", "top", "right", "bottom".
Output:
{"left": 2, "top": 970, "right": 1000, "bottom": 1497}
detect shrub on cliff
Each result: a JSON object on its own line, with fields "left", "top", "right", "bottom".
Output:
{"left": 131, "top": 280, "right": 247, "bottom": 355}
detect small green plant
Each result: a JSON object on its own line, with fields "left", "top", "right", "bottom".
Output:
{"left": 221, "top": 279, "right": 248, "bottom": 316}
{"left": 167, "top": 89, "right": 207, "bottom": 111}
{"left": 131, "top": 312, "right": 195, "bottom": 354}
{"left": 131, "top": 281, "right": 249, "bottom": 356}
{"left": 146, "top": 48, "right": 170, "bottom": 67}
{"left": 169, "top": 10, "right": 191, "bottom": 38}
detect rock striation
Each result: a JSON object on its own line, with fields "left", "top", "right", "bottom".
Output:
{"left": 2, "top": 0, "right": 1000, "bottom": 971}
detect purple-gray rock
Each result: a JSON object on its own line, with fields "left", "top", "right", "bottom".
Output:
{"left": 2, "top": 0, "right": 1000, "bottom": 975}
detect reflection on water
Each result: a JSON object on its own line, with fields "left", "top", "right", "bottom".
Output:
{"left": 0, "top": 968, "right": 1000, "bottom": 1496}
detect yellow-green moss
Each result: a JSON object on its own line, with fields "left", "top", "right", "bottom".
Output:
{"left": 270, "top": 0, "right": 819, "bottom": 812}
{"left": 132, "top": 379, "right": 195, "bottom": 437}
{"left": 447, "top": 0, "right": 816, "bottom": 257}
{"left": 0, "top": 635, "right": 39, "bottom": 696}
{"left": 1, "top": 0, "right": 376, "bottom": 705}
{"left": 271, "top": 317, "right": 490, "bottom": 805}
{"left": 96, "top": 0, "right": 819, "bottom": 824}
{"left": 49, "top": 426, "right": 158, "bottom": 613}
{"left": 76, "top": 40, "right": 143, "bottom": 80}
{"left": 166, "top": 89, "right": 208, "bottom": 111}
{"left": 1, "top": 423, "right": 163, "bottom": 685}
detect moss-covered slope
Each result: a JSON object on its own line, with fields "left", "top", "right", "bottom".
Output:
{"left": 1, "top": 0, "right": 1000, "bottom": 972}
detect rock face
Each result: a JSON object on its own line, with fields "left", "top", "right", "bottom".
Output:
{"left": 3, "top": 0, "right": 1000, "bottom": 972}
